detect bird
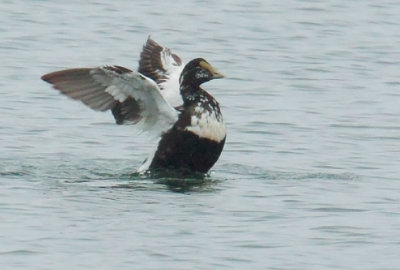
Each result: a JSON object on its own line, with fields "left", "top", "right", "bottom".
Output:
{"left": 41, "top": 37, "right": 226, "bottom": 175}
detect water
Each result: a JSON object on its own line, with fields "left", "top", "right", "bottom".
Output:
{"left": 1, "top": 0, "right": 400, "bottom": 269}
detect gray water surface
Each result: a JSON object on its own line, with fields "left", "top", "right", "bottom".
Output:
{"left": 1, "top": 1, "right": 400, "bottom": 269}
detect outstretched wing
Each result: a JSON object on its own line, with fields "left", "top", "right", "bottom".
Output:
{"left": 41, "top": 65, "right": 178, "bottom": 134}
{"left": 138, "top": 37, "right": 184, "bottom": 107}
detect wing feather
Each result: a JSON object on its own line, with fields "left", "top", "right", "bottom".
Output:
{"left": 138, "top": 36, "right": 184, "bottom": 107}
{"left": 41, "top": 66, "right": 178, "bottom": 133}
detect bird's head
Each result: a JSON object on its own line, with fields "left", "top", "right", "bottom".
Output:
{"left": 179, "top": 58, "right": 224, "bottom": 86}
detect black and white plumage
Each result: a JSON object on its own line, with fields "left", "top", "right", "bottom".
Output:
{"left": 41, "top": 37, "right": 226, "bottom": 174}
{"left": 138, "top": 37, "right": 184, "bottom": 107}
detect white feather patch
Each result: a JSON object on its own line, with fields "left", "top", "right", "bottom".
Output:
{"left": 105, "top": 85, "right": 128, "bottom": 102}
{"left": 185, "top": 106, "right": 226, "bottom": 142}
{"left": 157, "top": 47, "right": 184, "bottom": 107}
{"left": 137, "top": 143, "right": 158, "bottom": 173}
{"left": 159, "top": 69, "right": 183, "bottom": 107}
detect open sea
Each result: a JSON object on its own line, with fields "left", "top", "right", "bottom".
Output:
{"left": 1, "top": 0, "right": 400, "bottom": 269}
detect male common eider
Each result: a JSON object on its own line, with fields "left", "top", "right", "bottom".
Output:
{"left": 41, "top": 37, "right": 226, "bottom": 174}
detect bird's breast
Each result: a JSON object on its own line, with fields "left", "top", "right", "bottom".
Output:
{"left": 184, "top": 102, "right": 226, "bottom": 143}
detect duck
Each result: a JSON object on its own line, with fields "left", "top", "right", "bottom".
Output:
{"left": 41, "top": 37, "right": 226, "bottom": 174}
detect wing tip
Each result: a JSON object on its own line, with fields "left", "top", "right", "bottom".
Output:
{"left": 145, "top": 35, "right": 160, "bottom": 48}
{"left": 41, "top": 72, "right": 55, "bottom": 83}
{"left": 41, "top": 68, "right": 93, "bottom": 85}
{"left": 143, "top": 36, "right": 183, "bottom": 67}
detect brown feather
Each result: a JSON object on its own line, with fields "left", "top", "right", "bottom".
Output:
{"left": 42, "top": 67, "right": 143, "bottom": 122}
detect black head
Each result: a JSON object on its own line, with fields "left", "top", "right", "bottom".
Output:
{"left": 179, "top": 58, "right": 224, "bottom": 86}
